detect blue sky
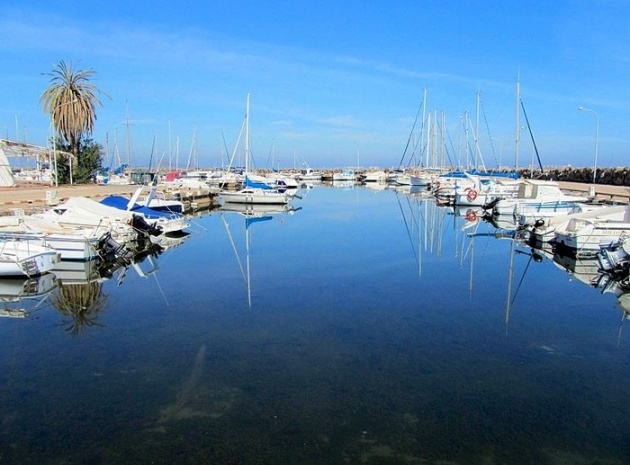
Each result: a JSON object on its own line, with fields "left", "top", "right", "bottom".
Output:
{"left": 1, "top": 0, "right": 629, "bottom": 170}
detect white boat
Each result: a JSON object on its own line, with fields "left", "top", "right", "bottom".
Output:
{"left": 551, "top": 204, "right": 630, "bottom": 256}
{"left": 219, "top": 95, "right": 289, "bottom": 205}
{"left": 0, "top": 215, "right": 119, "bottom": 261}
{"left": 491, "top": 179, "right": 588, "bottom": 216}
{"left": 452, "top": 176, "right": 521, "bottom": 206}
{"left": 0, "top": 236, "right": 60, "bottom": 277}
{"left": 220, "top": 185, "right": 289, "bottom": 205}
{"left": 597, "top": 236, "right": 630, "bottom": 273}
{"left": 298, "top": 167, "right": 323, "bottom": 181}
{"left": 432, "top": 171, "right": 476, "bottom": 202}
{"left": 220, "top": 202, "right": 301, "bottom": 217}
{"left": 266, "top": 172, "right": 300, "bottom": 190}
{"left": 332, "top": 168, "right": 356, "bottom": 182}
{"left": 34, "top": 197, "right": 140, "bottom": 244}
{"left": 362, "top": 170, "right": 388, "bottom": 183}
{"left": 520, "top": 204, "right": 626, "bottom": 247}
{"left": 134, "top": 187, "right": 185, "bottom": 213}
{"left": 100, "top": 194, "right": 191, "bottom": 236}
{"left": 409, "top": 171, "right": 433, "bottom": 187}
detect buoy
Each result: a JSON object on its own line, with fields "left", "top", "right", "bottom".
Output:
{"left": 466, "top": 209, "right": 477, "bottom": 222}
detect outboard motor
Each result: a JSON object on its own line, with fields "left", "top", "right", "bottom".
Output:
{"left": 98, "top": 231, "right": 132, "bottom": 262}
{"left": 130, "top": 214, "right": 164, "bottom": 237}
{"left": 482, "top": 197, "right": 502, "bottom": 211}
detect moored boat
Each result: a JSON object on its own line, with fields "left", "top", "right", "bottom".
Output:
{"left": 0, "top": 236, "right": 60, "bottom": 277}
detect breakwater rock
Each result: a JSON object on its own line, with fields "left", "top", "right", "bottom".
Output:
{"left": 519, "top": 167, "right": 630, "bottom": 186}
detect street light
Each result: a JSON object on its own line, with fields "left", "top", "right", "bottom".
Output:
{"left": 578, "top": 106, "right": 599, "bottom": 184}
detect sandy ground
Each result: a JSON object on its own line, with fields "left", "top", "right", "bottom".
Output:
{"left": 0, "top": 182, "right": 138, "bottom": 214}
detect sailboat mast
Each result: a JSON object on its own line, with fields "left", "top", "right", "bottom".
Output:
{"left": 245, "top": 93, "right": 250, "bottom": 174}
{"left": 474, "top": 91, "right": 481, "bottom": 170}
{"left": 125, "top": 101, "right": 132, "bottom": 168}
{"left": 514, "top": 73, "right": 521, "bottom": 169}
{"left": 421, "top": 88, "right": 427, "bottom": 167}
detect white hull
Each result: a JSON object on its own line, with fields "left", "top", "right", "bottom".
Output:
{"left": 0, "top": 237, "right": 60, "bottom": 277}
{"left": 409, "top": 175, "right": 432, "bottom": 187}
{"left": 332, "top": 168, "right": 356, "bottom": 182}
{"left": 553, "top": 220, "right": 630, "bottom": 256}
{"left": 220, "top": 188, "right": 289, "bottom": 205}
{"left": 0, "top": 214, "right": 120, "bottom": 260}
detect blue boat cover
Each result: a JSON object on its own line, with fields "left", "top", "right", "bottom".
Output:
{"left": 100, "top": 195, "right": 183, "bottom": 220}
{"left": 244, "top": 175, "right": 272, "bottom": 190}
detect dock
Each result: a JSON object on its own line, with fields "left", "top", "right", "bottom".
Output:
{"left": 557, "top": 181, "right": 630, "bottom": 203}
{"left": 0, "top": 183, "right": 219, "bottom": 216}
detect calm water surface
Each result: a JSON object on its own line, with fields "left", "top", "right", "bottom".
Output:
{"left": 1, "top": 184, "right": 630, "bottom": 465}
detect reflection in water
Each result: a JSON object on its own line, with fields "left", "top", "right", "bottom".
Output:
{"left": 220, "top": 203, "right": 300, "bottom": 307}
{"left": 50, "top": 280, "right": 108, "bottom": 334}
{"left": 483, "top": 212, "right": 630, "bottom": 343}
{"left": 2, "top": 186, "right": 630, "bottom": 465}
{"left": 46, "top": 236, "right": 186, "bottom": 334}
{"left": 0, "top": 273, "right": 57, "bottom": 318}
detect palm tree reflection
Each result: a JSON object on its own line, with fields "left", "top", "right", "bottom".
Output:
{"left": 50, "top": 281, "right": 108, "bottom": 335}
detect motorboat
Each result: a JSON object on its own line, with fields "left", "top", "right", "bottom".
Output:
{"left": 361, "top": 170, "right": 388, "bottom": 183}
{"left": 519, "top": 204, "right": 626, "bottom": 248}
{"left": 298, "top": 167, "right": 323, "bottom": 182}
{"left": 452, "top": 176, "right": 521, "bottom": 207}
{"left": 490, "top": 179, "right": 588, "bottom": 217}
{"left": 0, "top": 214, "right": 124, "bottom": 261}
{"left": 34, "top": 196, "right": 141, "bottom": 244}
{"left": 0, "top": 236, "right": 60, "bottom": 277}
{"left": 100, "top": 194, "right": 190, "bottom": 236}
{"left": 551, "top": 204, "right": 630, "bottom": 257}
{"left": 332, "top": 168, "right": 356, "bottom": 182}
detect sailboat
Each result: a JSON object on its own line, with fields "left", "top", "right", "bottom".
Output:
{"left": 219, "top": 94, "right": 289, "bottom": 205}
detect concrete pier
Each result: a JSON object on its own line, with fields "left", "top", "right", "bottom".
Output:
{"left": 557, "top": 181, "right": 630, "bottom": 203}
{"left": 0, "top": 183, "right": 219, "bottom": 215}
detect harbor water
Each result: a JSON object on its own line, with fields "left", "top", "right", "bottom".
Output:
{"left": 1, "top": 184, "right": 629, "bottom": 465}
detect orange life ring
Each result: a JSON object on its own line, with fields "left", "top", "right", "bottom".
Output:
{"left": 465, "top": 209, "right": 477, "bottom": 222}
{"left": 467, "top": 189, "right": 478, "bottom": 201}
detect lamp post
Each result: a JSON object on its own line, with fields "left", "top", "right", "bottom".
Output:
{"left": 578, "top": 106, "right": 599, "bottom": 184}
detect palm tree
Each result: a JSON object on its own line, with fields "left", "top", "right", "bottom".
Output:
{"left": 40, "top": 60, "right": 107, "bottom": 158}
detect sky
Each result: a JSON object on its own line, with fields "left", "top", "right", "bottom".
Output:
{"left": 1, "top": 0, "right": 629, "bottom": 171}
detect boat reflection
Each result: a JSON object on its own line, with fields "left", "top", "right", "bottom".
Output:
{"left": 219, "top": 202, "right": 301, "bottom": 307}
{"left": 0, "top": 233, "right": 189, "bottom": 333}
{"left": 492, "top": 225, "right": 630, "bottom": 339}
{"left": 0, "top": 273, "right": 57, "bottom": 318}
{"left": 219, "top": 202, "right": 300, "bottom": 217}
